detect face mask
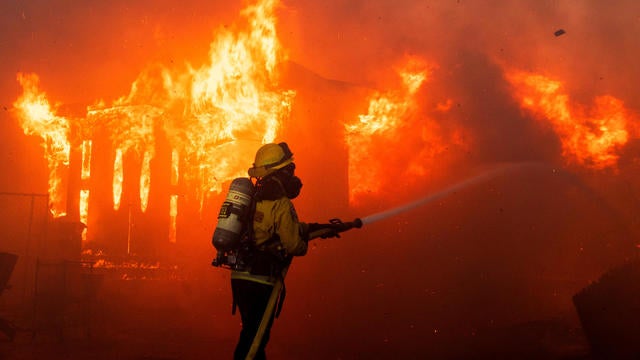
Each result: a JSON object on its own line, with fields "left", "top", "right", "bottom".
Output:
{"left": 283, "top": 175, "right": 303, "bottom": 199}
{"left": 276, "top": 163, "right": 302, "bottom": 199}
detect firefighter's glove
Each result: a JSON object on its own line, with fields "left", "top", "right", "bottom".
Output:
{"left": 305, "top": 223, "right": 341, "bottom": 240}
{"left": 306, "top": 223, "right": 323, "bottom": 233}
{"left": 302, "top": 222, "right": 326, "bottom": 242}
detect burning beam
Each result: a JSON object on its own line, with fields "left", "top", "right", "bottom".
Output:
{"left": 113, "top": 148, "right": 124, "bottom": 211}
{"left": 345, "top": 57, "right": 430, "bottom": 204}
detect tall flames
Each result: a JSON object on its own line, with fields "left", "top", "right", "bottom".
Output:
{"left": 506, "top": 70, "right": 633, "bottom": 170}
{"left": 13, "top": 0, "right": 292, "bottom": 243}
{"left": 11, "top": 0, "right": 640, "bottom": 249}
{"left": 344, "top": 63, "right": 637, "bottom": 203}
{"left": 13, "top": 73, "right": 71, "bottom": 218}
{"left": 345, "top": 58, "right": 429, "bottom": 203}
{"left": 345, "top": 57, "right": 467, "bottom": 204}
{"left": 165, "top": 0, "right": 295, "bottom": 198}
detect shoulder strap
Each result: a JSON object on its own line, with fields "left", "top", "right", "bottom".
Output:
{"left": 240, "top": 180, "right": 257, "bottom": 246}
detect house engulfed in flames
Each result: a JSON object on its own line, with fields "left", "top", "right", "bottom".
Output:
{"left": 11, "top": 0, "right": 638, "bottom": 268}
{"left": 13, "top": 0, "right": 297, "bottom": 262}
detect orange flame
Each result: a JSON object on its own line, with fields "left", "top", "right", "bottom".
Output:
{"left": 113, "top": 148, "right": 124, "bottom": 210}
{"left": 140, "top": 151, "right": 151, "bottom": 212}
{"left": 87, "top": 90, "right": 160, "bottom": 212}
{"left": 85, "top": 0, "right": 292, "bottom": 209}
{"left": 163, "top": 0, "right": 294, "bottom": 200}
{"left": 81, "top": 140, "right": 92, "bottom": 180}
{"left": 79, "top": 189, "right": 89, "bottom": 240}
{"left": 13, "top": 73, "right": 71, "bottom": 217}
{"left": 169, "top": 195, "right": 178, "bottom": 244}
{"left": 79, "top": 139, "right": 92, "bottom": 241}
{"left": 345, "top": 61, "right": 427, "bottom": 202}
{"left": 345, "top": 57, "right": 469, "bottom": 204}
{"left": 13, "top": 0, "right": 294, "bottom": 247}
{"left": 170, "top": 149, "right": 180, "bottom": 187}
{"left": 169, "top": 150, "right": 179, "bottom": 243}
{"left": 506, "top": 70, "right": 631, "bottom": 169}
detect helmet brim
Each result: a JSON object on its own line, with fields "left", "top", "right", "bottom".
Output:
{"left": 248, "top": 157, "right": 294, "bottom": 178}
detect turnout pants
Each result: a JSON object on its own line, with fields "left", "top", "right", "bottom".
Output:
{"left": 231, "top": 279, "right": 275, "bottom": 360}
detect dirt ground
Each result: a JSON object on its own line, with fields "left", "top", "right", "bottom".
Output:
{"left": 0, "top": 298, "right": 594, "bottom": 360}
{"left": 0, "top": 259, "right": 598, "bottom": 360}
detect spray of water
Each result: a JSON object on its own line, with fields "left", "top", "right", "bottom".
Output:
{"left": 361, "top": 162, "right": 547, "bottom": 225}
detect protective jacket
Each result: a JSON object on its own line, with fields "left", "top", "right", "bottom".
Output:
{"left": 231, "top": 196, "right": 307, "bottom": 285}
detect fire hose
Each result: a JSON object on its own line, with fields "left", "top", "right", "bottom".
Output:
{"left": 246, "top": 162, "right": 551, "bottom": 359}
{"left": 245, "top": 218, "right": 362, "bottom": 360}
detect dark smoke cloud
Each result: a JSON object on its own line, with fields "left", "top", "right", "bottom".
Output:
{"left": 278, "top": 0, "right": 640, "bottom": 190}
{"left": 281, "top": 0, "right": 640, "bottom": 105}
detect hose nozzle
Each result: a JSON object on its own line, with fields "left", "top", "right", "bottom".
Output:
{"left": 308, "top": 218, "right": 363, "bottom": 240}
{"left": 329, "top": 217, "right": 363, "bottom": 232}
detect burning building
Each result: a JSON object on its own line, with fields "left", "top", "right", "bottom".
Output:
{"left": 1, "top": 0, "right": 640, "bottom": 358}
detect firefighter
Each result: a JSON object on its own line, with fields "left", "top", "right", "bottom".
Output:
{"left": 231, "top": 142, "right": 308, "bottom": 360}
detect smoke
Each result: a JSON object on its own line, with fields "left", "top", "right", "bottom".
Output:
{"left": 280, "top": 0, "right": 640, "bottom": 102}
{"left": 2, "top": 1, "right": 640, "bottom": 358}
{"left": 0, "top": 0, "right": 244, "bottom": 104}
{"left": 278, "top": 0, "right": 640, "bottom": 210}
{"left": 3, "top": 1, "right": 639, "bottom": 120}
{"left": 279, "top": 1, "right": 640, "bottom": 175}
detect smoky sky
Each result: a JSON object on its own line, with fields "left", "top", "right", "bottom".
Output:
{"left": 2, "top": 0, "right": 640, "bottom": 193}
{"left": 2, "top": 1, "right": 639, "bottom": 101}
{"left": 280, "top": 0, "right": 640, "bottom": 105}
{"left": 2, "top": 4, "right": 640, "bottom": 357}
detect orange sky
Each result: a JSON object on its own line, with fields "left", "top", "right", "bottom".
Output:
{"left": 2, "top": 0, "right": 640, "bottom": 202}
{"left": 2, "top": 0, "right": 639, "bottom": 104}
{"left": 2, "top": 4, "right": 640, "bottom": 354}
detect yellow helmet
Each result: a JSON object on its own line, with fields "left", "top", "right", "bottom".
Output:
{"left": 248, "top": 142, "right": 294, "bottom": 178}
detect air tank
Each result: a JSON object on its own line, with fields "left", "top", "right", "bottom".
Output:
{"left": 212, "top": 177, "right": 254, "bottom": 252}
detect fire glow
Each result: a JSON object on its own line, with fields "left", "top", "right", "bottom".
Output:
{"left": 12, "top": 0, "right": 638, "bottom": 250}
{"left": 345, "top": 59, "right": 428, "bottom": 202}
{"left": 345, "top": 57, "right": 468, "bottom": 204}
{"left": 13, "top": 0, "right": 293, "bottom": 244}
{"left": 506, "top": 70, "right": 632, "bottom": 170}
{"left": 13, "top": 73, "right": 71, "bottom": 218}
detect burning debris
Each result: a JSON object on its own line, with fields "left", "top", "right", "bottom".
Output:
{"left": 505, "top": 69, "right": 633, "bottom": 170}
{"left": 12, "top": 0, "right": 295, "bottom": 248}
{"left": 13, "top": 73, "right": 71, "bottom": 218}
{"left": 344, "top": 56, "right": 469, "bottom": 204}
{"left": 10, "top": 0, "right": 640, "bottom": 250}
